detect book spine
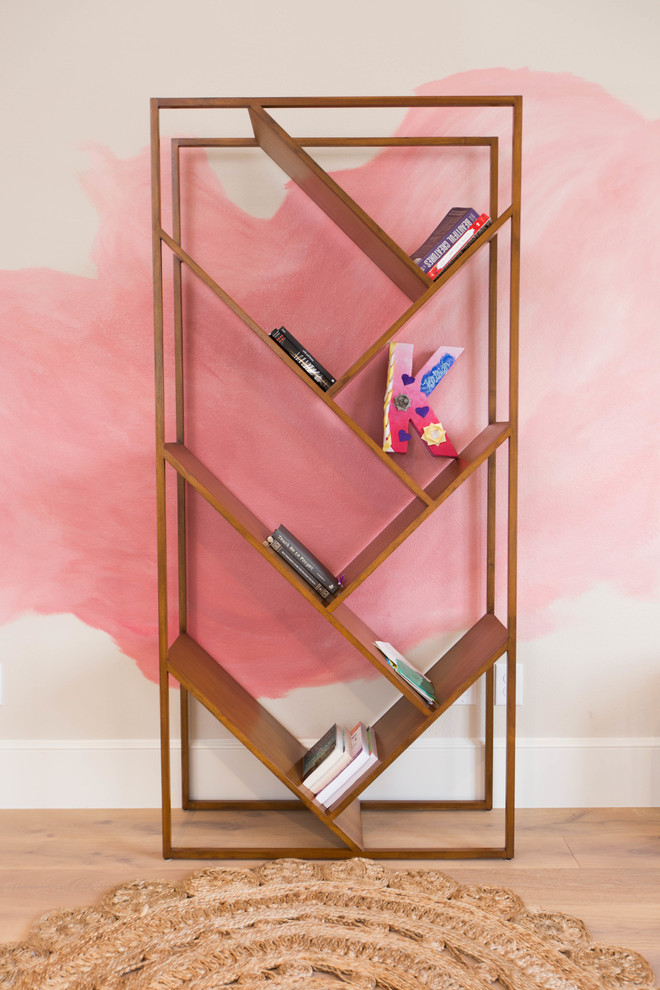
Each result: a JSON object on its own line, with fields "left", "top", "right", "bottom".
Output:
{"left": 302, "top": 723, "right": 340, "bottom": 779}
{"left": 272, "top": 527, "right": 339, "bottom": 593}
{"left": 303, "top": 752, "right": 343, "bottom": 792}
{"left": 316, "top": 724, "right": 369, "bottom": 805}
{"left": 321, "top": 753, "right": 377, "bottom": 808}
{"left": 272, "top": 327, "right": 336, "bottom": 384}
{"left": 319, "top": 729, "right": 377, "bottom": 807}
{"left": 411, "top": 208, "right": 479, "bottom": 270}
{"left": 270, "top": 327, "right": 336, "bottom": 391}
{"left": 410, "top": 206, "right": 474, "bottom": 259}
{"left": 426, "top": 215, "right": 491, "bottom": 279}
{"left": 303, "top": 731, "right": 347, "bottom": 790}
{"left": 306, "top": 738, "right": 353, "bottom": 792}
{"left": 267, "top": 539, "right": 332, "bottom": 599}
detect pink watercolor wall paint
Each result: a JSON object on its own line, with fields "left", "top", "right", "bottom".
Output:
{"left": 1, "top": 70, "right": 658, "bottom": 699}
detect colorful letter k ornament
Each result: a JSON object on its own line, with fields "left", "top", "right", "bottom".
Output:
{"left": 383, "top": 341, "right": 463, "bottom": 457}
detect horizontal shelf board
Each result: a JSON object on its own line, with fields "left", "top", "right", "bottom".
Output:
{"left": 167, "top": 845, "right": 508, "bottom": 860}
{"left": 154, "top": 96, "right": 520, "bottom": 110}
{"left": 174, "top": 136, "right": 498, "bottom": 149}
{"left": 167, "top": 634, "right": 305, "bottom": 784}
{"left": 331, "top": 424, "right": 510, "bottom": 601}
{"left": 363, "top": 799, "right": 490, "bottom": 811}
{"left": 185, "top": 800, "right": 303, "bottom": 811}
{"left": 249, "top": 105, "right": 431, "bottom": 303}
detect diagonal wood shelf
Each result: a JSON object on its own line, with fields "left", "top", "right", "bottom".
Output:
{"left": 166, "top": 613, "right": 508, "bottom": 834}
{"left": 152, "top": 95, "right": 521, "bottom": 859}
{"left": 167, "top": 634, "right": 364, "bottom": 851}
{"left": 248, "top": 105, "right": 431, "bottom": 302}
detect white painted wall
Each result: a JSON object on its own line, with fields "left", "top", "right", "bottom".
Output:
{"left": 0, "top": 0, "right": 658, "bottom": 809}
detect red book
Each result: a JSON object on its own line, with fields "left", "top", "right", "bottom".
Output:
{"left": 426, "top": 213, "right": 491, "bottom": 279}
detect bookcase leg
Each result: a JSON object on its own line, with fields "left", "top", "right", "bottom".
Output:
{"left": 484, "top": 666, "right": 494, "bottom": 809}
{"left": 180, "top": 686, "right": 191, "bottom": 809}
{"left": 504, "top": 649, "right": 517, "bottom": 859}
{"left": 159, "top": 663, "right": 173, "bottom": 860}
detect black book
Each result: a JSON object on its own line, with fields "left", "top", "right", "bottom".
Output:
{"left": 302, "top": 723, "right": 343, "bottom": 781}
{"left": 270, "top": 326, "right": 336, "bottom": 391}
{"left": 266, "top": 538, "right": 333, "bottom": 599}
{"left": 410, "top": 207, "right": 479, "bottom": 271}
{"left": 271, "top": 525, "right": 339, "bottom": 593}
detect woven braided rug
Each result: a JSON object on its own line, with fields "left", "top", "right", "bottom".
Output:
{"left": 1, "top": 858, "right": 656, "bottom": 990}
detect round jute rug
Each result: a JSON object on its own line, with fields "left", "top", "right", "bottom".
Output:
{"left": 0, "top": 858, "right": 656, "bottom": 990}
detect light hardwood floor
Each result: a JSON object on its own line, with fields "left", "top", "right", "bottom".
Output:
{"left": 0, "top": 808, "right": 658, "bottom": 978}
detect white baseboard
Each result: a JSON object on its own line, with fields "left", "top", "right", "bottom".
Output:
{"left": 0, "top": 736, "right": 658, "bottom": 809}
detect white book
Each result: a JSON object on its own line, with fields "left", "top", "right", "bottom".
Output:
{"left": 302, "top": 725, "right": 346, "bottom": 791}
{"left": 317, "top": 723, "right": 377, "bottom": 807}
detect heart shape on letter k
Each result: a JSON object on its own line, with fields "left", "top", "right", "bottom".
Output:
{"left": 401, "top": 374, "right": 415, "bottom": 386}
{"left": 415, "top": 406, "right": 429, "bottom": 418}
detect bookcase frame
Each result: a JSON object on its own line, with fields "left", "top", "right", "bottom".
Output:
{"left": 151, "top": 95, "right": 522, "bottom": 859}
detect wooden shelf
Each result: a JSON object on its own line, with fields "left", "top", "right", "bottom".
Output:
{"left": 330, "top": 423, "right": 511, "bottom": 602}
{"left": 152, "top": 95, "right": 521, "bottom": 859}
{"left": 166, "top": 612, "right": 506, "bottom": 829}
{"left": 326, "top": 614, "right": 508, "bottom": 818}
{"left": 167, "top": 634, "right": 305, "bottom": 786}
{"left": 167, "top": 633, "right": 365, "bottom": 851}
{"left": 249, "top": 105, "right": 431, "bottom": 303}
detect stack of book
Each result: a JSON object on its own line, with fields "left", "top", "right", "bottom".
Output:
{"left": 374, "top": 641, "right": 437, "bottom": 705}
{"left": 266, "top": 524, "right": 340, "bottom": 600}
{"left": 301, "top": 721, "right": 378, "bottom": 809}
{"left": 270, "top": 326, "right": 336, "bottom": 391}
{"left": 411, "top": 207, "right": 491, "bottom": 280}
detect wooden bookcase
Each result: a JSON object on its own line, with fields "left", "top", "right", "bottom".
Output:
{"left": 151, "top": 95, "right": 522, "bottom": 859}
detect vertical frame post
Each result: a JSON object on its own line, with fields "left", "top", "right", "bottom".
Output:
{"left": 505, "top": 95, "right": 523, "bottom": 858}
{"left": 484, "top": 135, "right": 500, "bottom": 810}
{"left": 151, "top": 99, "right": 173, "bottom": 858}
{"left": 171, "top": 138, "right": 191, "bottom": 809}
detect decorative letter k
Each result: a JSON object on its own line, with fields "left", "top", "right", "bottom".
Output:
{"left": 383, "top": 341, "right": 463, "bottom": 457}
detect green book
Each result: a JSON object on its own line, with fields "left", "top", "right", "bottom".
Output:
{"left": 374, "top": 641, "right": 437, "bottom": 704}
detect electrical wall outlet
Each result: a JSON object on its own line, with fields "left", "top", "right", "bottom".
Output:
{"left": 495, "top": 661, "right": 523, "bottom": 705}
{"left": 454, "top": 683, "right": 475, "bottom": 705}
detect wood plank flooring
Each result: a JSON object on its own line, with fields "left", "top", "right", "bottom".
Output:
{"left": 0, "top": 808, "right": 658, "bottom": 978}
